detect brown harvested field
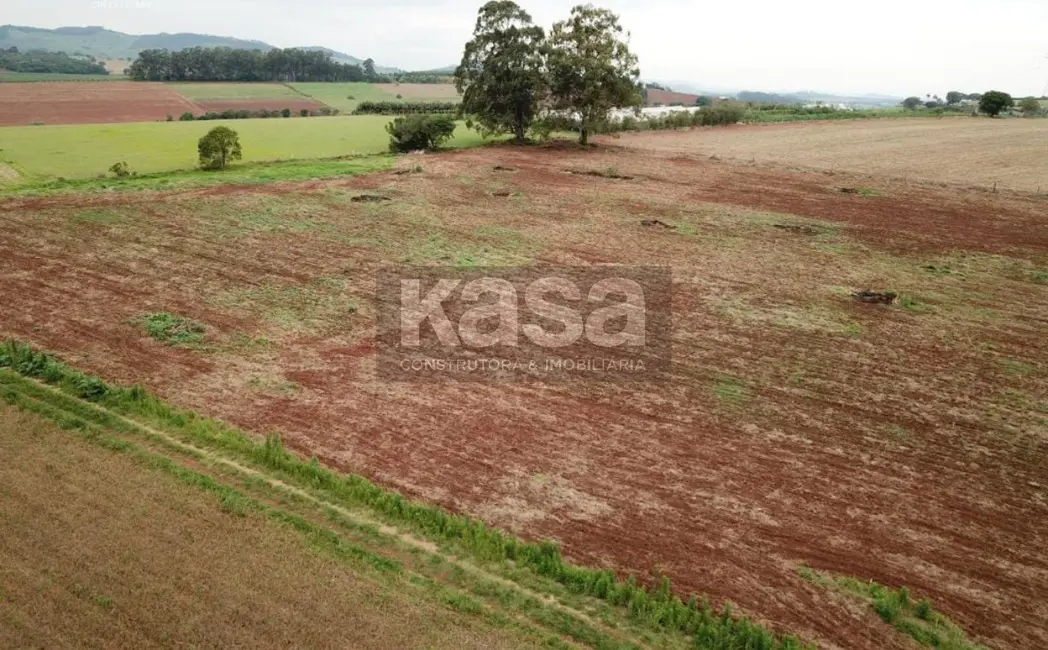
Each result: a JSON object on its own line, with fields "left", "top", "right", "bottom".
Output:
{"left": 618, "top": 117, "right": 1048, "bottom": 193}
{"left": 0, "top": 81, "right": 198, "bottom": 126}
{"left": 378, "top": 82, "right": 461, "bottom": 100}
{"left": 0, "top": 403, "right": 540, "bottom": 649}
{"left": 193, "top": 98, "right": 325, "bottom": 112}
{"left": 646, "top": 88, "right": 701, "bottom": 105}
{"left": 0, "top": 134, "right": 1046, "bottom": 649}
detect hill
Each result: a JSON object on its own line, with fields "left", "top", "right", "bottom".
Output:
{"left": 0, "top": 25, "right": 394, "bottom": 71}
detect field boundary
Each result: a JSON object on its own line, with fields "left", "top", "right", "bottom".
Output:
{"left": 0, "top": 339, "right": 810, "bottom": 650}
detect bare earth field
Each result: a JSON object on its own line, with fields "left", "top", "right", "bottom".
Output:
{"left": 0, "top": 81, "right": 199, "bottom": 126}
{"left": 0, "top": 403, "right": 540, "bottom": 649}
{"left": 0, "top": 128, "right": 1046, "bottom": 649}
{"left": 619, "top": 118, "right": 1048, "bottom": 193}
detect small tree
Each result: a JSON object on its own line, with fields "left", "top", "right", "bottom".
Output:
{"left": 386, "top": 114, "right": 457, "bottom": 152}
{"left": 945, "top": 91, "right": 964, "bottom": 105}
{"left": 455, "top": 0, "right": 547, "bottom": 142}
{"left": 197, "top": 126, "right": 242, "bottom": 170}
{"left": 1018, "top": 97, "right": 1041, "bottom": 116}
{"left": 979, "top": 91, "right": 1013, "bottom": 117}
{"left": 363, "top": 58, "right": 377, "bottom": 81}
{"left": 901, "top": 96, "right": 922, "bottom": 110}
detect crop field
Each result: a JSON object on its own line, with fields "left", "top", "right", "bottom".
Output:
{"left": 167, "top": 81, "right": 325, "bottom": 113}
{"left": 378, "top": 82, "right": 461, "bottom": 100}
{"left": 620, "top": 117, "right": 1048, "bottom": 193}
{"left": 291, "top": 82, "right": 460, "bottom": 112}
{"left": 0, "top": 116, "right": 487, "bottom": 181}
{"left": 0, "top": 123, "right": 1045, "bottom": 649}
{"left": 0, "top": 81, "right": 196, "bottom": 126}
{"left": 290, "top": 81, "right": 401, "bottom": 112}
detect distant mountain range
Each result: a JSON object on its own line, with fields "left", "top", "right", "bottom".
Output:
{"left": 658, "top": 81, "right": 902, "bottom": 108}
{"left": 0, "top": 25, "right": 400, "bottom": 73}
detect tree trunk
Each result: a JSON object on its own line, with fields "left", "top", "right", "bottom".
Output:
{"left": 579, "top": 126, "right": 588, "bottom": 146}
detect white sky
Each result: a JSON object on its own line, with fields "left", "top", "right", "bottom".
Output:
{"left": 6, "top": 0, "right": 1048, "bottom": 96}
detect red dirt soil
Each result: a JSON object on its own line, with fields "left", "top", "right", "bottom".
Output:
{"left": 646, "top": 88, "right": 702, "bottom": 106}
{"left": 0, "top": 143, "right": 1046, "bottom": 650}
{"left": 0, "top": 81, "right": 200, "bottom": 126}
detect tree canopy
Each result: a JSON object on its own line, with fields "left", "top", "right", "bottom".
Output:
{"left": 979, "top": 91, "right": 1014, "bottom": 117}
{"left": 198, "top": 126, "right": 243, "bottom": 170}
{"left": 0, "top": 48, "right": 107, "bottom": 75}
{"left": 901, "top": 96, "right": 922, "bottom": 110}
{"left": 128, "top": 46, "right": 366, "bottom": 82}
{"left": 546, "top": 5, "right": 642, "bottom": 144}
{"left": 455, "top": 1, "right": 548, "bottom": 141}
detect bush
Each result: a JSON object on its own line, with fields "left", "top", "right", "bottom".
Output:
{"left": 300, "top": 108, "right": 309, "bottom": 117}
{"left": 700, "top": 104, "right": 745, "bottom": 126}
{"left": 108, "top": 161, "right": 132, "bottom": 178}
{"left": 197, "top": 126, "right": 243, "bottom": 170}
{"left": 281, "top": 108, "right": 291, "bottom": 118}
{"left": 179, "top": 112, "right": 195, "bottom": 121}
{"left": 165, "top": 114, "right": 173, "bottom": 122}
{"left": 353, "top": 101, "right": 458, "bottom": 115}
{"left": 396, "top": 93, "right": 403, "bottom": 99}
{"left": 386, "top": 114, "right": 457, "bottom": 153}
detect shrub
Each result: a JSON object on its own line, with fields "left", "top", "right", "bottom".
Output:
{"left": 353, "top": 101, "right": 458, "bottom": 115}
{"left": 281, "top": 108, "right": 291, "bottom": 118}
{"left": 165, "top": 114, "right": 173, "bottom": 122}
{"left": 179, "top": 112, "right": 194, "bottom": 121}
{"left": 979, "top": 90, "right": 1013, "bottom": 117}
{"left": 108, "top": 161, "right": 132, "bottom": 178}
{"left": 386, "top": 114, "right": 457, "bottom": 153}
{"left": 197, "top": 126, "right": 243, "bottom": 170}
{"left": 700, "top": 104, "right": 745, "bottom": 126}
{"left": 396, "top": 93, "right": 403, "bottom": 99}
{"left": 300, "top": 108, "right": 309, "bottom": 117}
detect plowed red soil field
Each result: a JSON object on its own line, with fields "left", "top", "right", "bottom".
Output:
{"left": 0, "top": 138, "right": 1045, "bottom": 649}
{"left": 0, "top": 81, "right": 200, "bottom": 126}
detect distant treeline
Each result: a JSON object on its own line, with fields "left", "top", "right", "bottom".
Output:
{"left": 0, "top": 47, "right": 108, "bottom": 75}
{"left": 127, "top": 47, "right": 369, "bottom": 82}
{"left": 352, "top": 101, "right": 458, "bottom": 115}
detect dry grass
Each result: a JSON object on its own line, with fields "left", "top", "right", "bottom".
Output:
{"left": 615, "top": 118, "right": 1048, "bottom": 192}
{"left": 0, "top": 403, "right": 539, "bottom": 650}
{"left": 1, "top": 143, "right": 1046, "bottom": 649}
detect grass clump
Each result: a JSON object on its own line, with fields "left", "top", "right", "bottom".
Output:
{"left": 136, "top": 313, "right": 206, "bottom": 347}
{"left": 713, "top": 375, "right": 750, "bottom": 405}
{"left": 798, "top": 566, "right": 987, "bottom": 650}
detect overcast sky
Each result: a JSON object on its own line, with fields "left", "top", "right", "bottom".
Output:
{"left": 7, "top": 0, "right": 1048, "bottom": 96}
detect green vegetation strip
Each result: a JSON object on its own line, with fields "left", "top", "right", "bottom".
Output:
{"left": 0, "top": 369, "right": 609, "bottom": 649}
{"left": 0, "top": 339, "right": 808, "bottom": 650}
{"left": 798, "top": 566, "right": 987, "bottom": 649}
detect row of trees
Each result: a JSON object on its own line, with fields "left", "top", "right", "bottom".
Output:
{"left": 127, "top": 47, "right": 370, "bottom": 82}
{"left": 454, "top": 1, "right": 642, "bottom": 145}
{"left": 901, "top": 90, "right": 1039, "bottom": 116}
{"left": 0, "top": 47, "right": 108, "bottom": 75}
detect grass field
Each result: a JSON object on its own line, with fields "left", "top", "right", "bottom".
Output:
{"left": 168, "top": 82, "right": 308, "bottom": 101}
{"left": 618, "top": 117, "right": 1048, "bottom": 192}
{"left": 289, "top": 81, "right": 401, "bottom": 112}
{"left": 1, "top": 122, "right": 1044, "bottom": 649}
{"left": 0, "top": 116, "right": 487, "bottom": 181}
{"left": 0, "top": 72, "right": 124, "bottom": 82}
